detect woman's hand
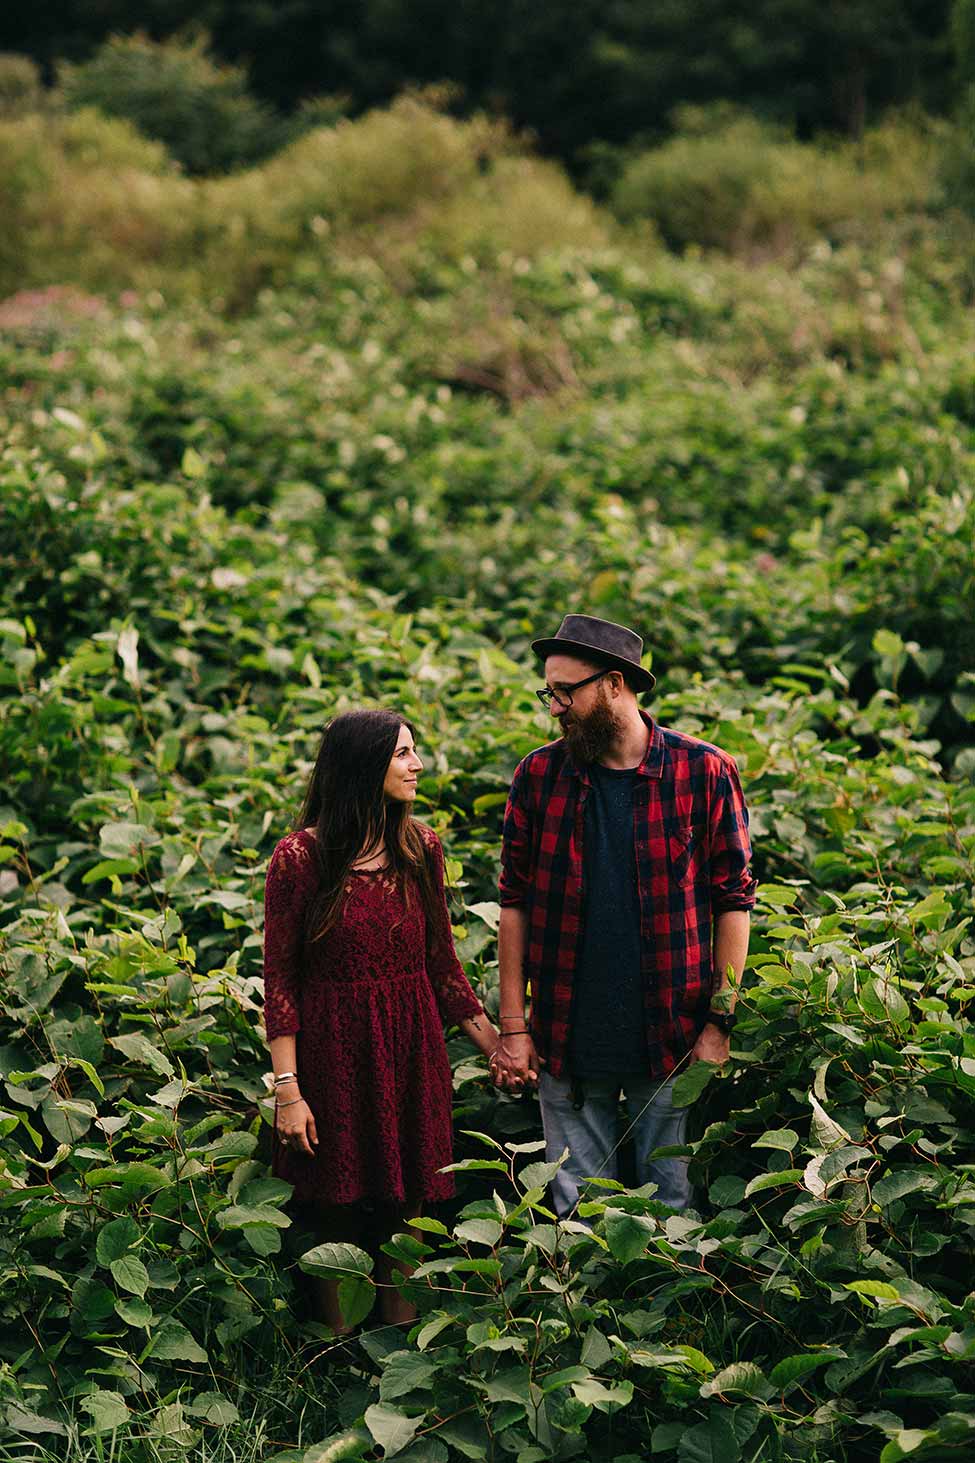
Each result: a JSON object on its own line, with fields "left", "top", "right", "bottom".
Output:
{"left": 275, "top": 1092, "right": 318, "bottom": 1156}
{"left": 489, "top": 1033, "right": 543, "bottom": 1091}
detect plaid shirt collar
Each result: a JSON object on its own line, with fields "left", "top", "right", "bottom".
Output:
{"left": 562, "top": 709, "right": 665, "bottom": 783}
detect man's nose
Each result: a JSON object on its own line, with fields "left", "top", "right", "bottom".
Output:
{"left": 550, "top": 700, "right": 564, "bottom": 718}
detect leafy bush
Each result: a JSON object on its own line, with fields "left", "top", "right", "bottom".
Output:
{"left": 940, "top": 84, "right": 975, "bottom": 215}
{"left": 0, "top": 94, "right": 513, "bottom": 301}
{"left": 59, "top": 33, "right": 287, "bottom": 175}
{"left": 613, "top": 110, "right": 939, "bottom": 254}
{"left": 0, "top": 52, "right": 43, "bottom": 117}
{"left": 2, "top": 107, "right": 975, "bottom": 1459}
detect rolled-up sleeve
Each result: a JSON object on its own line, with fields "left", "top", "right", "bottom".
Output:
{"left": 498, "top": 760, "right": 532, "bottom": 908}
{"left": 708, "top": 760, "right": 758, "bottom": 914}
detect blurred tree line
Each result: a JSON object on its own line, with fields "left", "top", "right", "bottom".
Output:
{"left": 1, "top": 0, "right": 957, "bottom": 168}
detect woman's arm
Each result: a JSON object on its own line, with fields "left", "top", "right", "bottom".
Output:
{"left": 264, "top": 838, "right": 318, "bottom": 1156}
{"left": 458, "top": 1010, "right": 500, "bottom": 1059}
{"left": 269, "top": 1034, "right": 318, "bottom": 1156}
{"left": 422, "top": 831, "right": 486, "bottom": 1026}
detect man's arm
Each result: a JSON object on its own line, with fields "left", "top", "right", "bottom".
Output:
{"left": 692, "top": 909, "right": 750, "bottom": 1064}
{"left": 492, "top": 761, "right": 544, "bottom": 1088}
{"left": 493, "top": 906, "right": 542, "bottom": 1088}
{"left": 693, "top": 753, "right": 757, "bottom": 1066}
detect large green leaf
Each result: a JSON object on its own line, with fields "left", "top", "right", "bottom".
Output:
{"left": 304, "top": 1432, "right": 371, "bottom": 1463}
{"left": 378, "top": 1352, "right": 439, "bottom": 1402}
{"left": 752, "top": 1129, "right": 798, "bottom": 1152}
{"left": 678, "top": 1415, "right": 740, "bottom": 1463}
{"left": 96, "top": 1216, "right": 139, "bottom": 1265}
{"left": 873, "top": 1171, "right": 933, "bottom": 1207}
{"left": 337, "top": 1276, "right": 376, "bottom": 1328}
{"left": 299, "top": 1242, "right": 374, "bottom": 1278}
{"left": 453, "top": 1218, "right": 502, "bottom": 1247}
{"left": 108, "top": 1032, "right": 175, "bottom": 1078}
{"left": 111, "top": 1255, "right": 150, "bottom": 1297}
{"left": 744, "top": 1169, "right": 803, "bottom": 1196}
{"left": 701, "top": 1363, "right": 773, "bottom": 1401}
{"left": 768, "top": 1351, "right": 845, "bottom": 1392}
{"left": 149, "top": 1319, "right": 208, "bottom": 1362}
{"left": 519, "top": 1148, "right": 568, "bottom": 1188}
{"left": 81, "top": 1391, "right": 131, "bottom": 1435}
{"left": 570, "top": 1378, "right": 633, "bottom": 1412}
{"left": 184, "top": 1392, "right": 240, "bottom": 1425}
{"left": 671, "top": 1061, "right": 719, "bottom": 1108}
{"left": 475, "top": 1366, "right": 531, "bottom": 1406}
{"left": 604, "top": 1211, "right": 655, "bottom": 1264}
{"left": 364, "top": 1403, "right": 422, "bottom": 1458}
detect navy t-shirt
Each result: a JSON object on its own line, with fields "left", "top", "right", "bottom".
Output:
{"left": 568, "top": 760, "right": 648, "bottom": 1077}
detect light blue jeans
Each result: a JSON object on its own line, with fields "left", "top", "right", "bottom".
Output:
{"left": 538, "top": 1070, "right": 691, "bottom": 1218}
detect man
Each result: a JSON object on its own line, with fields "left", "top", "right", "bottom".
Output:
{"left": 492, "top": 614, "right": 756, "bottom": 1216}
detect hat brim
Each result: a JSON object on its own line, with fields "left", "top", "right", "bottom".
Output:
{"left": 531, "top": 637, "right": 656, "bottom": 692}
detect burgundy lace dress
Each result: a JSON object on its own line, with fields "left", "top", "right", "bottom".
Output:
{"left": 262, "top": 825, "right": 483, "bottom": 1207}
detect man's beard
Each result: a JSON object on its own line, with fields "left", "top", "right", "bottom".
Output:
{"left": 558, "top": 693, "right": 622, "bottom": 765}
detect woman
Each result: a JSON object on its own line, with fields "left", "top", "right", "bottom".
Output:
{"left": 263, "top": 708, "right": 501, "bottom": 1331}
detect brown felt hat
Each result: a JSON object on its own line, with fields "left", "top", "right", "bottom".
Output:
{"left": 531, "top": 614, "right": 656, "bottom": 692}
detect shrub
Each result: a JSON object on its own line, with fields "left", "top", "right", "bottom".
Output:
{"left": 941, "top": 84, "right": 975, "bottom": 214}
{"left": 59, "top": 32, "right": 287, "bottom": 175}
{"left": 417, "top": 156, "right": 610, "bottom": 265}
{"left": 0, "top": 51, "right": 43, "bottom": 117}
{"left": 0, "top": 94, "right": 517, "bottom": 302}
{"left": 0, "top": 111, "right": 196, "bottom": 297}
{"left": 613, "top": 109, "right": 938, "bottom": 254}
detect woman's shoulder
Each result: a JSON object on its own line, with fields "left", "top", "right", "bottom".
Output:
{"left": 267, "top": 827, "right": 317, "bottom": 881}
{"left": 415, "top": 821, "right": 443, "bottom": 857}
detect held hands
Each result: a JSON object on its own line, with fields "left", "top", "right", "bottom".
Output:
{"left": 489, "top": 1032, "right": 544, "bottom": 1092}
{"left": 274, "top": 1085, "right": 318, "bottom": 1156}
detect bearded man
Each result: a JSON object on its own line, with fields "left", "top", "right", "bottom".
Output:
{"left": 493, "top": 615, "right": 757, "bottom": 1215}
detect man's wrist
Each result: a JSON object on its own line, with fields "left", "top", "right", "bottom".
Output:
{"left": 704, "top": 1009, "right": 737, "bottom": 1035}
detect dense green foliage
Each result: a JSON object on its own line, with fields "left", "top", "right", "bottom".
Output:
{"left": 58, "top": 35, "right": 294, "bottom": 176}
{"left": 0, "top": 0, "right": 960, "bottom": 168}
{"left": 1, "top": 95, "right": 975, "bottom": 1463}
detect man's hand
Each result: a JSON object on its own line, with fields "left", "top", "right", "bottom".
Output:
{"left": 489, "top": 1033, "right": 544, "bottom": 1091}
{"left": 690, "top": 1023, "right": 730, "bottom": 1066}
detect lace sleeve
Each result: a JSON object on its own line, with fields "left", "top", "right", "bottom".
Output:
{"left": 263, "top": 833, "right": 314, "bottom": 1039}
{"left": 422, "top": 829, "right": 483, "bottom": 1027}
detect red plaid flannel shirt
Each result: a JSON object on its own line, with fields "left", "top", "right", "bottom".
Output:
{"left": 499, "top": 712, "right": 758, "bottom": 1079}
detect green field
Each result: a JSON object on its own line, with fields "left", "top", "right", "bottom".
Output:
{"left": 1, "top": 94, "right": 975, "bottom": 1463}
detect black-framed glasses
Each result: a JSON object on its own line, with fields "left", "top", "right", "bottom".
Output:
{"left": 535, "top": 669, "right": 609, "bottom": 711}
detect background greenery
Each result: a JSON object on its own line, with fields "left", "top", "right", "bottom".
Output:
{"left": 0, "top": 0, "right": 965, "bottom": 173}
{"left": 1, "top": 27, "right": 975, "bottom": 1463}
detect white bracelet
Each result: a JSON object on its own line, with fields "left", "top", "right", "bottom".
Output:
{"left": 272, "top": 1071, "right": 298, "bottom": 1086}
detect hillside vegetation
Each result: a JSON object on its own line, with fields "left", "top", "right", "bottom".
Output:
{"left": 1, "top": 93, "right": 975, "bottom": 1463}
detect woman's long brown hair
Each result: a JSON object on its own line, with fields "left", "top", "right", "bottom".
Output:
{"left": 295, "top": 708, "right": 439, "bottom": 942}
